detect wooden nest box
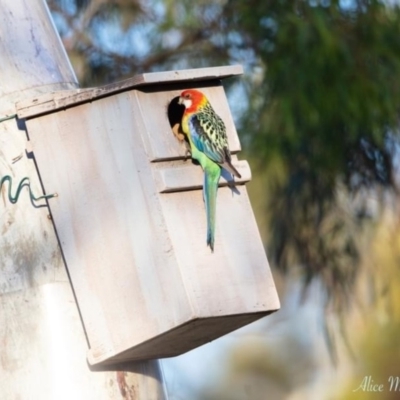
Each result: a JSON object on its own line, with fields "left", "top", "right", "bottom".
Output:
{"left": 17, "top": 65, "right": 280, "bottom": 366}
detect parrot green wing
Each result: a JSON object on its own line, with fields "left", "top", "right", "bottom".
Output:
{"left": 188, "top": 103, "right": 241, "bottom": 178}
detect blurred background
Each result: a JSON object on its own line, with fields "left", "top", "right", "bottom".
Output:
{"left": 46, "top": 0, "right": 400, "bottom": 398}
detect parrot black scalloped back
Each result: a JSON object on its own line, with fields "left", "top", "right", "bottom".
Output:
{"left": 17, "top": 65, "right": 280, "bottom": 366}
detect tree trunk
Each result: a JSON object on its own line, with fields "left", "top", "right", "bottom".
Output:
{"left": 0, "top": 1, "right": 166, "bottom": 398}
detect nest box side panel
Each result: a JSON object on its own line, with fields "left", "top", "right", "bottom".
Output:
{"left": 26, "top": 93, "right": 195, "bottom": 364}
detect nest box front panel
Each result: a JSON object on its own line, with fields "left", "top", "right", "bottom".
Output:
{"left": 159, "top": 187, "right": 277, "bottom": 318}
{"left": 131, "top": 84, "right": 278, "bottom": 317}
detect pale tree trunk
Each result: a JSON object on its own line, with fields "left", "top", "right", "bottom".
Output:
{"left": 0, "top": 1, "right": 166, "bottom": 399}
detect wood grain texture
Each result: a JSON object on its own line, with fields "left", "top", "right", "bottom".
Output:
{"left": 26, "top": 75, "right": 279, "bottom": 366}
{"left": 16, "top": 65, "right": 243, "bottom": 119}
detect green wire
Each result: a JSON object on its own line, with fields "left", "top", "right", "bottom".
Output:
{"left": 1, "top": 175, "right": 57, "bottom": 204}
{"left": 0, "top": 114, "right": 17, "bottom": 123}
{"left": 0, "top": 114, "right": 57, "bottom": 204}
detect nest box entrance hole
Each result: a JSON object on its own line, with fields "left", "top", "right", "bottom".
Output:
{"left": 167, "top": 95, "right": 186, "bottom": 143}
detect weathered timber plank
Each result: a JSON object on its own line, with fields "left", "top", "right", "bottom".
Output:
{"left": 16, "top": 65, "right": 243, "bottom": 119}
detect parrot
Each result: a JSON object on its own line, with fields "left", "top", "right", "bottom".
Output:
{"left": 178, "top": 89, "right": 241, "bottom": 252}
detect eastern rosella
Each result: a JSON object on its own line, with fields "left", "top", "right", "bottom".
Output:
{"left": 178, "top": 89, "right": 241, "bottom": 252}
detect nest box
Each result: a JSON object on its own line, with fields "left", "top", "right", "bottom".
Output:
{"left": 17, "top": 65, "right": 280, "bottom": 366}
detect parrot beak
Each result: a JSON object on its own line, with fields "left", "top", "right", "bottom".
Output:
{"left": 178, "top": 96, "right": 191, "bottom": 109}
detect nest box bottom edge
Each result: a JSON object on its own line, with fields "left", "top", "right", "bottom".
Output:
{"left": 87, "top": 309, "right": 278, "bottom": 367}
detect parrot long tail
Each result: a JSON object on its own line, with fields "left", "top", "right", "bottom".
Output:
{"left": 203, "top": 165, "right": 221, "bottom": 252}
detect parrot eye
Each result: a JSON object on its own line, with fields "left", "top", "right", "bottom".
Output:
{"left": 184, "top": 93, "right": 191, "bottom": 99}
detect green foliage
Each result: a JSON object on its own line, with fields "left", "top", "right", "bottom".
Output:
{"left": 227, "top": 0, "right": 400, "bottom": 306}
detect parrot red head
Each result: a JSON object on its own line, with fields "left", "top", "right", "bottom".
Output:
{"left": 179, "top": 89, "right": 208, "bottom": 113}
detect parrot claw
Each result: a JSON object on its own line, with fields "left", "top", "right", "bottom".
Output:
{"left": 183, "top": 149, "right": 192, "bottom": 161}
{"left": 172, "top": 123, "right": 185, "bottom": 141}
